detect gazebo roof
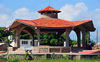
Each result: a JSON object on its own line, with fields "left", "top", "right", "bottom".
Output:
{"left": 38, "top": 6, "right": 61, "bottom": 13}
{"left": 9, "top": 18, "right": 95, "bottom": 31}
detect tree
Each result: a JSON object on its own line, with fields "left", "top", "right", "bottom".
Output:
{"left": 20, "top": 31, "right": 32, "bottom": 39}
{"left": 50, "top": 39, "right": 58, "bottom": 46}
{"left": 40, "top": 33, "right": 48, "bottom": 45}
{"left": 0, "top": 27, "right": 13, "bottom": 43}
{"left": 86, "top": 31, "right": 95, "bottom": 45}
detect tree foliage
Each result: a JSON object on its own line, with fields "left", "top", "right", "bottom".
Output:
{"left": 50, "top": 39, "right": 58, "bottom": 46}
{"left": 0, "top": 27, "right": 13, "bottom": 43}
{"left": 20, "top": 31, "right": 32, "bottom": 39}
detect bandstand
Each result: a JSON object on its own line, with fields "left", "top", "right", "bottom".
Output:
{"left": 7, "top": 6, "right": 95, "bottom": 53}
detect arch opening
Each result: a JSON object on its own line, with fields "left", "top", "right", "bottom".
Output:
{"left": 69, "top": 30, "right": 78, "bottom": 47}
{"left": 20, "top": 30, "right": 33, "bottom": 48}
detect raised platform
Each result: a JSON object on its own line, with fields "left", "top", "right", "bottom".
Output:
{"left": 8, "top": 46, "right": 100, "bottom": 54}
{"left": 1, "top": 49, "right": 100, "bottom": 60}
{"left": 8, "top": 46, "right": 71, "bottom": 54}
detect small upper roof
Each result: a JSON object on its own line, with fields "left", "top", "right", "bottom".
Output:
{"left": 38, "top": 6, "right": 61, "bottom": 13}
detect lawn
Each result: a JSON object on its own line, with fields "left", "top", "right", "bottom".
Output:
{"left": 8, "top": 58, "right": 100, "bottom": 62}
{"left": 21, "top": 59, "right": 100, "bottom": 62}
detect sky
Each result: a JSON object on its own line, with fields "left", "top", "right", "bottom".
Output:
{"left": 0, "top": 0, "right": 100, "bottom": 42}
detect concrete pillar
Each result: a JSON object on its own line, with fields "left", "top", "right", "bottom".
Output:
{"left": 14, "top": 30, "right": 17, "bottom": 47}
{"left": 35, "top": 29, "right": 40, "bottom": 46}
{"left": 86, "top": 31, "right": 90, "bottom": 44}
{"left": 75, "top": 31, "right": 81, "bottom": 47}
{"left": 82, "top": 31, "right": 86, "bottom": 48}
{"left": 65, "top": 28, "right": 71, "bottom": 47}
{"left": 14, "top": 25, "right": 27, "bottom": 48}
{"left": 14, "top": 29, "right": 20, "bottom": 48}
{"left": 73, "top": 55, "right": 81, "bottom": 60}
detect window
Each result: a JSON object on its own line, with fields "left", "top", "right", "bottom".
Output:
{"left": 22, "top": 41, "right": 28, "bottom": 44}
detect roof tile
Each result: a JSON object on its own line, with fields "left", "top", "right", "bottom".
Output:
{"left": 16, "top": 18, "right": 91, "bottom": 28}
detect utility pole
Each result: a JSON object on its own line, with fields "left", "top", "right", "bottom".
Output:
{"left": 96, "top": 29, "right": 98, "bottom": 45}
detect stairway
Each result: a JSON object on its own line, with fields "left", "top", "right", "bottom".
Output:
{"left": 79, "top": 49, "right": 100, "bottom": 54}
{"left": 71, "top": 47, "right": 87, "bottom": 53}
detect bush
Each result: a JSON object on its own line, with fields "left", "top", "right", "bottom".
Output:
{"left": 97, "top": 55, "right": 100, "bottom": 59}
{"left": 51, "top": 53, "right": 55, "bottom": 59}
{"left": 62, "top": 54, "right": 69, "bottom": 60}
{"left": 8, "top": 57, "right": 20, "bottom": 62}
{"left": 69, "top": 40, "right": 77, "bottom": 46}
{"left": 0, "top": 55, "right": 7, "bottom": 60}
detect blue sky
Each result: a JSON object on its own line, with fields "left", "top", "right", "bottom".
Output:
{"left": 0, "top": 0, "right": 100, "bottom": 11}
{"left": 0, "top": 0, "right": 100, "bottom": 42}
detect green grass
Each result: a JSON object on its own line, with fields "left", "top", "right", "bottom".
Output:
{"left": 8, "top": 58, "right": 100, "bottom": 62}
{"left": 21, "top": 59, "right": 100, "bottom": 62}
{"left": 8, "top": 57, "right": 20, "bottom": 62}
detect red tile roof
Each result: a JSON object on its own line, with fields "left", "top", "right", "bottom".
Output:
{"left": 16, "top": 18, "right": 91, "bottom": 28}
{"left": 38, "top": 6, "right": 61, "bottom": 13}
{"left": 71, "top": 20, "right": 91, "bottom": 26}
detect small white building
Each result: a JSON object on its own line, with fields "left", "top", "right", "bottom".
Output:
{"left": 10, "top": 39, "right": 38, "bottom": 48}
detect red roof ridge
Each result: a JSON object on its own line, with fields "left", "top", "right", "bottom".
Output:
{"left": 38, "top": 6, "right": 61, "bottom": 13}
{"left": 16, "top": 19, "right": 36, "bottom": 27}
{"left": 16, "top": 19, "right": 32, "bottom": 21}
{"left": 71, "top": 20, "right": 92, "bottom": 26}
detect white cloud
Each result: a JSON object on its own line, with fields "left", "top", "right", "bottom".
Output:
{"left": 59, "top": 2, "right": 88, "bottom": 20}
{"left": 59, "top": 2, "right": 100, "bottom": 27}
{"left": 12, "top": 8, "right": 39, "bottom": 20}
{"left": 59, "top": 2, "right": 100, "bottom": 42}
{"left": 0, "top": 14, "right": 11, "bottom": 27}
{"left": 0, "top": 4, "right": 10, "bottom": 14}
{"left": 0, "top": 4, "right": 40, "bottom": 27}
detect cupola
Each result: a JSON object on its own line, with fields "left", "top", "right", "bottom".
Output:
{"left": 38, "top": 6, "right": 61, "bottom": 18}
